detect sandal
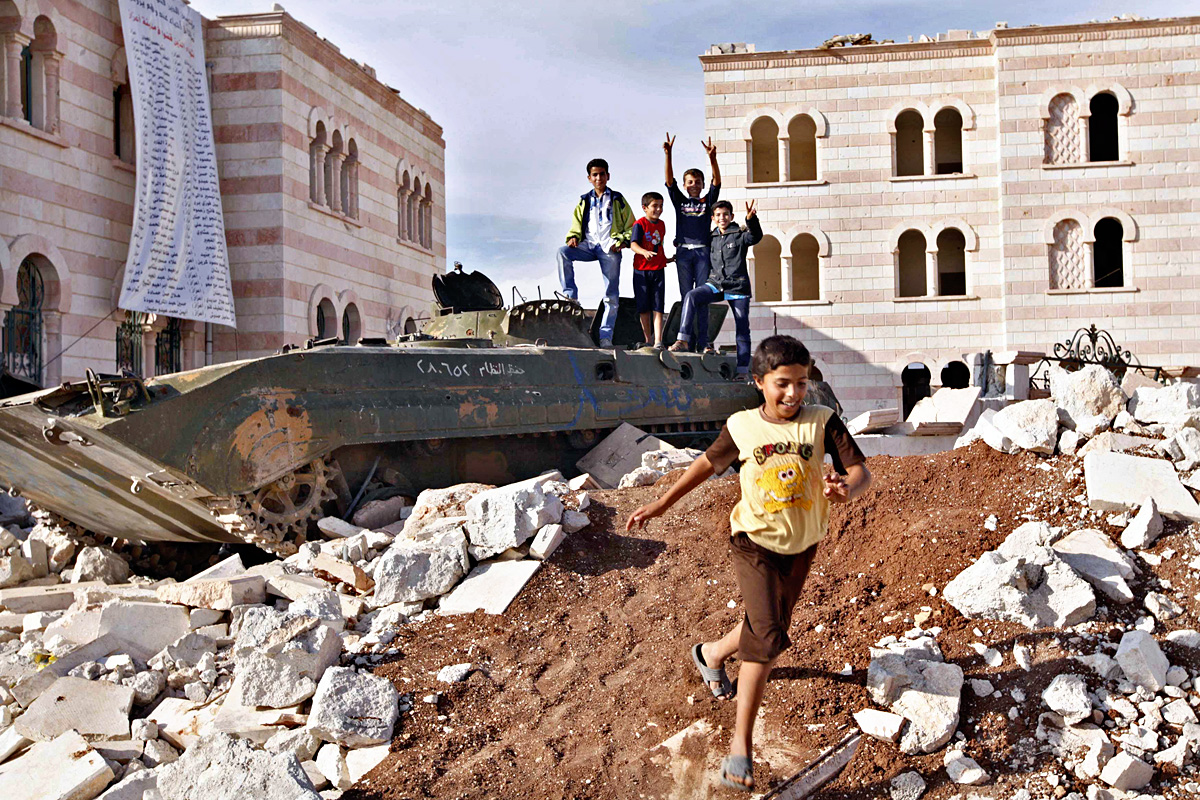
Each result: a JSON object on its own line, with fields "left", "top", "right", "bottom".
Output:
{"left": 720, "top": 754, "right": 754, "bottom": 792}
{"left": 703, "top": 346, "right": 718, "bottom": 355}
{"left": 691, "top": 643, "right": 735, "bottom": 700}
{"left": 668, "top": 340, "right": 689, "bottom": 352}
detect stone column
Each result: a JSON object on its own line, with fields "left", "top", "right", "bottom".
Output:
{"left": 4, "top": 34, "right": 31, "bottom": 121}
{"left": 923, "top": 128, "right": 936, "bottom": 176}
{"left": 329, "top": 153, "right": 345, "bottom": 213}
{"left": 744, "top": 139, "right": 754, "bottom": 183}
{"left": 778, "top": 137, "right": 790, "bottom": 182}
{"left": 347, "top": 161, "right": 359, "bottom": 219}
{"left": 312, "top": 145, "right": 328, "bottom": 206}
{"left": 926, "top": 249, "right": 939, "bottom": 297}
{"left": 41, "top": 52, "right": 60, "bottom": 133}
{"left": 781, "top": 255, "right": 794, "bottom": 302}
{"left": 42, "top": 310, "right": 62, "bottom": 386}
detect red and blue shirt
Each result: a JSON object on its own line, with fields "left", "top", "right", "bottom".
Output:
{"left": 631, "top": 217, "right": 667, "bottom": 271}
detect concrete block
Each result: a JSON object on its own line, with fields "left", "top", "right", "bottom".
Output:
{"left": 1115, "top": 630, "right": 1169, "bottom": 692}
{"left": 1085, "top": 451, "right": 1200, "bottom": 521}
{"left": 97, "top": 601, "right": 190, "bottom": 662}
{"left": 529, "top": 524, "right": 565, "bottom": 561}
{"left": 15, "top": 676, "right": 134, "bottom": 742}
{"left": 156, "top": 575, "right": 266, "bottom": 610}
{"left": 993, "top": 399, "right": 1059, "bottom": 455}
{"left": 1099, "top": 751, "right": 1154, "bottom": 791}
{"left": 853, "top": 708, "right": 905, "bottom": 742}
{"left": 0, "top": 730, "right": 114, "bottom": 800}
{"left": 1052, "top": 528, "right": 1136, "bottom": 603}
{"left": 316, "top": 517, "right": 365, "bottom": 539}
{"left": 307, "top": 667, "right": 398, "bottom": 748}
{"left": 944, "top": 749, "right": 989, "bottom": 785}
{"left": 147, "top": 696, "right": 223, "bottom": 751}
{"left": 70, "top": 548, "right": 131, "bottom": 585}
{"left": 154, "top": 732, "right": 320, "bottom": 799}
{"left": 575, "top": 422, "right": 671, "bottom": 488}
{"left": 0, "top": 725, "right": 32, "bottom": 765}
{"left": 0, "top": 582, "right": 103, "bottom": 613}
{"left": 185, "top": 554, "right": 245, "bottom": 582}
{"left": 189, "top": 608, "right": 223, "bottom": 628}
{"left": 438, "top": 560, "right": 541, "bottom": 616}
{"left": 311, "top": 554, "right": 374, "bottom": 593}
{"left": 1041, "top": 674, "right": 1091, "bottom": 724}
{"left": 344, "top": 742, "right": 389, "bottom": 782}
{"left": 1121, "top": 498, "right": 1163, "bottom": 550}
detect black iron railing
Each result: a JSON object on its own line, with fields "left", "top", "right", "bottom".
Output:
{"left": 1030, "top": 324, "right": 1164, "bottom": 391}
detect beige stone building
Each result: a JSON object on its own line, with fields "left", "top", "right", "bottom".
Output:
{"left": 701, "top": 16, "right": 1200, "bottom": 416}
{"left": 0, "top": 1, "right": 444, "bottom": 386}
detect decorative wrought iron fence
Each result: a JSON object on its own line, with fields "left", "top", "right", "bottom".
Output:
{"left": 155, "top": 318, "right": 183, "bottom": 376}
{"left": 116, "top": 312, "right": 146, "bottom": 377}
{"left": 3, "top": 261, "right": 44, "bottom": 386}
{"left": 1029, "top": 324, "right": 1164, "bottom": 391}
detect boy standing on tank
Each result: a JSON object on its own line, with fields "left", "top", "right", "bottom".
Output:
{"left": 668, "top": 200, "right": 760, "bottom": 379}
{"left": 629, "top": 191, "right": 670, "bottom": 349}
{"left": 664, "top": 133, "right": 721, "bottom": 343}
{"left": 557, "top": 158, "right": 634, "bottom": 348}
{"left": 626, "top": 335, "right": 872, "bottom": 792}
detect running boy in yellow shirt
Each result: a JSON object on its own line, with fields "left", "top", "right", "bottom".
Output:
{"left": 626, "top": 335, "right": 872, "bottom": 792}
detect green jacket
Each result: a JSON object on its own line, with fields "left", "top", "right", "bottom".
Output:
{"left": 566, "top": 189, "right": 634, "bottom": 247}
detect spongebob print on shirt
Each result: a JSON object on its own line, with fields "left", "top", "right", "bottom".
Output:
{"left": 754, "top": 454, "right": 813, "bottom": 514}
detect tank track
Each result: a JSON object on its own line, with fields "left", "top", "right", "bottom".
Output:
{"left": 205, "top": 456, "right": 340, "bottom": 557}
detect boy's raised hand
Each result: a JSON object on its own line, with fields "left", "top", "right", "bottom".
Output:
{"left": 823, "top": 471, "right": 849, "bottom": 503}
{"left": 745, "top": 200, "right": 757, "bottom": 219}
{"left": 625, "top": 501, "right": 663, "bottom": 531}
{"left": 663, "top": 133, "right": 675, "bottom": 153}
{"left": 702, "top": 137, "right": 717, "bottom": 158}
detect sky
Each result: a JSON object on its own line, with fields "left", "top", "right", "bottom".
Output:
{"left": 191, "top": 0, "right": 1195, "bottom": 313}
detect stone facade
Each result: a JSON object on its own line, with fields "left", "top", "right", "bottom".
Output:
{"left": 0, "top": 2, "right": 443, "bottom": 386}
{"left": 700, "top": 16, "right": 1200, "bottom": 416}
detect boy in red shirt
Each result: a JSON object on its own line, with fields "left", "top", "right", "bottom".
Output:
{"left": 630, "top": 191, "right": 670, "bottom": 349}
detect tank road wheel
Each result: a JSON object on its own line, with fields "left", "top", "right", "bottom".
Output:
{"left": 206, "top": 456, "right": 340, "bottom": 556}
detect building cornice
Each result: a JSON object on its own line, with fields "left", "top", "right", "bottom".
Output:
{"left": 205, "top": 12, "right": 443, "bottom": 137}
{"left": 699, "top": 15, "right": 1200, "bottom": 72}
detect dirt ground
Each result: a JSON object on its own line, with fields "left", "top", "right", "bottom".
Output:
{"left": 343, "top": 442, "right": 1200, "bottom": 799}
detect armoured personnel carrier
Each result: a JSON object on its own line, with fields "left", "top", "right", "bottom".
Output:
{"left": 0, "top": 266, "right": 758, "bottom": 554}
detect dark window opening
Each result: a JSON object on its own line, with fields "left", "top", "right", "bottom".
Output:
{"left": 897, "top": 230, "right": 927, "bottom": 297}
{"left": 902, "top": 364, "right": 931, "bottom": 419}
{"left": 19, "top": 44, "right": 32, "bottom": 124}
{"left": 940, "top": 361, "right": 970, "bottom": 389}
{"left": 894, "top": 110, "right": 924, "bottom": 176}
{"left": 933, "top": 108, "right": 964, "bottom": 174}
{"left": 936, "top": 229, "right": 967, "bottom": 296}
{"left": 1093, "top": 217, "right": 1124, "bottom": 288}
{"left": 1089, "top": 93, "right": 1119, "bottom": 162}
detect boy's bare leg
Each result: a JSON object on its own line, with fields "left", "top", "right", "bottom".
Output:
{"left": 726, "top": 659, "right": 773, "bottom": 788}
{"left": 653, "top": 311, "right": 664, "bottom": 345}
{"left": 639, "top": 311, "right": 653, "bottom": 344}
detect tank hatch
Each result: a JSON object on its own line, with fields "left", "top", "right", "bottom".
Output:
{"left": 433, "top": 263, "right": 504, "bottom": 313}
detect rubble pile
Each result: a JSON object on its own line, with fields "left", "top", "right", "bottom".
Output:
{"left": 0, "top": 465, "right": 600, "bottom": 799}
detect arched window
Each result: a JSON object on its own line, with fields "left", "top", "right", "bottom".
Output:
{"left": 936, "top": 229, "right": 967, "bottom": 296}
{"left": 423, "top": 183, "right": 433, "bottom": 247}
{"left": 749, "top": 117, "right": 779, "bottom": 183}
{"left": 751, "top": 236, "right": 781, "bottom": 301}
{"left": 325, "top": 130, "right": 343, "bottom": 212}
{"left": 309, "top": 121, "right": 327, "bottom": 205}
{"left": 894, "top": 110, "right": 924, "bottom": 177}
{"left": 113, "top": 79, "right": 134, "bottom": 164}
{"left": 342, "top": 138, "right": 358, "bottom": 219}
{"left": 787, "top": 115, "right": 817, "bottom": 181}
{"left": 409, "top": 178, "right": 421, "bottom": 245}
{"left": 1049, "top": 219, "right": 1086, "bottom": 290}
{"left": 940, "top": 361, "right": 970, "bottom": 389}
{"left": 316, "top": 298, "right": 336, "bottom": 339}
{"left": 403, "top": 317, "right": 418, "bottom": 335}
{"left": 3, "top": 258, "right": 44, "bottom": 385}
{"left": 1093, "top": 217, "right": 1124, "bottom": 288}
{"left": 933, "top": 108, "right": 963, "bottom": 175}
{"left": 901, "top": 363, "right": 931, "bottom": 419}
{"left": 397, "top": 170, "right": 410, "bottom": 240}
{"left": 154, "top": 317, "right": 183, "bottom": 375}
{"left": 1045, "top": 93, "right": 1081, "bottom": 165}
{"left": 790, "top": 234, "right": 820, "bottom": 301}
{"left": 24, "top": 16, "right": 59, "bottom": 133}
{"left": 341, "top": 303, "right": 361, "bottom": 344}
{"left": 897, "top": 230, "right": 927, "bottom": 297}
{"left": 1089, "top": 93, "right": 1119, "bottom": 162}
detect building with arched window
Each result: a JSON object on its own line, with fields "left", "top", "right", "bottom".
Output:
{"left": 2, "top": 5, "right": 445, "bottom": 382}
{"left": 701, "top": 15, "right": 1200, "bottom": 416}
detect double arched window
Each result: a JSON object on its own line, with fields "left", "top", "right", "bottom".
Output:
{"left": 1045, "top": 210, "right": 1136, "bottom": 290}
{"left": 890, "top": 101, "right": 973, "bottom": 177}
{"left": 1042, "top": 86, "right": 1131, "bottom": 165}
{"left": 746, "top": 228, "right": 830, "bottom": 303}
{"left": 396, "top": 162, "right": 435, "bottom": 249}
{"left": 891, "top": 222, "right": 977, "bottom": 298}
{"left": 745, "top": 109, "right": 827, "bottom": 183}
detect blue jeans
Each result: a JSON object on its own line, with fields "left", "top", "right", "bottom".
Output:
{"left": 676, "top": 282, "right": 752, "bottom": 375}
{"left": 557, "top": 243, "right": 621, "bottom": 341}
{"left": 674, "top": 247, "right": 710, "bottom": 342}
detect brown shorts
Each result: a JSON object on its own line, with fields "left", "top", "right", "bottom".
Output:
{"left": 730, "top": 533, "right": 818, "bottom": 664}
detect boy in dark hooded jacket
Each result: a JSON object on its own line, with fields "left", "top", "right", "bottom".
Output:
{"left": 669, "top": 200, "right": 761, "bottom": 377}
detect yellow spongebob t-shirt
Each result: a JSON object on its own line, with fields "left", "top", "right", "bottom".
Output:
{"left": 724, "top": 405, "right": 835, "bottom": 555}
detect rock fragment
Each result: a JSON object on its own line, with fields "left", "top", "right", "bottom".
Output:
{"left": 15, "top": 676, "right": 134, "bottom": 742}
{"left": 853, "top": 708, "right": 905, "bottom": 742}
{"left": 0, "top": 730, "right": 114, "bottom": 800}
{"left": 307, "top": 667, "right": 399, "bottom": 748}
{"left": 1115, "top": 630, "right": 1169, "bottom": 692}
{"left": 464, "top": 481, "right": 563, "bottom": 560}
{"left": 156, "top": 575, "right": 266, "bottom": 610}
{"left": 867, "top": 652, "right": 963, "bottom": 754}
{"left": 1051, "top": 528, "right": 1136, "bottom": 603}
{"left": 71, "top": 547, "right": 131, "bottom": 585}
{"left": 944, "top": 749, "right": 989, "bottom": 785}
{"left": 373, "top": 529, "right": 468, "bottom": 605}
{"left": 155, "top": 732, "right": 320, "bottom": 800}
{"left": 1042, "top": 675, "right": 1092, "bottom": 724}
{"left": 231, "top": 606, "right": 341, "bottom": 708}
{"left": 992, "top": 399, "right": 1059, "bottom": 455}
{"left": 890, "top": 771, "right": 926, "bottom": 800}
{"left": 1099, "top": 751, "right": 1154, "bottom": 791}
{"left": 1121, "top": 498, "right": 1163, "bottom": 550}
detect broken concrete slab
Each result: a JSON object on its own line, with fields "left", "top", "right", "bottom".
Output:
{"left": 848, "top": 408, "right": 900, "bottom": 435}
{"left": 853, "top": 708, "right": 905, "bottom": 742}
{"left": 0, "top": 726, "right": 31, "bottom": 765}
{"left": 344, "top": 742, "right": 390, "bottom": 783}
{"left": 155, "top": 732, "right": 320, "bottom": 800}
{"left": 992, "top": 399, "right": 1059, "bottom": 455}
{"left": 0, "top": 554, "right": 35, "bottom": 588}
{"left": 943, "top": 548, "right": 1095, "bottom": 629}
{"left": 1121, "top": 497, "right": 1163, "bottom": 550}
{"left": 312, "top": 553, "right": 374, "bottom": 593}
{"left": 568, "top": 473, "right": 602, "bottom": 491}
{"left": 997, "top": 521, "right": 1056, "bottom": 560}
{"left": 1115, "top": 630, "right": 1169, "bottom": 692}
{"left": 71, "top": 547, "right": 131, "bottom": 585}
{"left": 400, "top": 483, "right": 492, "bottom": 541}
{"left": 1050, "top": 364, "right": 1126, "bottom": 436}
{"left": 1052, "top": 528, "right": 1137, "bottom": 603}
{"left": 185, "top": 554, "right": 246, "bottom": 583}
{"left": 0, "top": 730, "right": 114, "bottom": 800}
{"left": 95, "top": 769, "right": 159, "bottom": 800}
{"left": 575, "top": 422, "right": 671, "bottom": 489}
{"left": 97, "top": 601, "right": 190, "bottom": 662}
{"left": 464, "top": 481, "right": 563, "bottom": 561}
{"left": 148, "top": 696, "right": 223, "bottom": 751}
{"left": 156, "top": 575, "right": 266, "bottom": 610}
{"left": 1127, "top": 382, "right": 1200, "bottom": 424}
{"left": 1077, "top": 431, "right": 1160, "bottom": 458}
{"left": 529, "top": 524, "right": 565, "bottom": 561}
{"left": 11, "top": 632, "right": 127, "bottom": 707}
{"left": 307, "top": 666, "right": 398, "bottom": 748}
{"left": 209, "top": 688, "right": 304, "bottom": 744}
{"left": 373, "top": 529, "right": 469, "bottom": 605}
{"left": 316, "top": 517, "right": 365, "bottom": 540}
{"left": 1084, "top": 451, "right": 1200, "bottom": 521}
{"left": 1099, "top": 751, "right": 1154, "bottom": 791}
{"left": 907, "top": 387, "right": 981, "bottom": 429}
{"left": 944, "top": 749, "right": 989, "bottom": 785}
{"left": 0, "top": 581, "right": 104, "bottom": 613}
{"left": 438, "top": 560, "right": 542, "bottom": 616}
{"left": 289, "top": 589, "right": 345, "bottom": 632}
{"left": 315, "top": 743, "right": 350, "bottom": 790}
{"left": 15, "top": 676, "right": 134, "bottom": 742}
{"left": 866, "top": 652, "right": 963, "bottom": 755}
{"left": 232, "top": 607, "right": 341, "bottom": 709}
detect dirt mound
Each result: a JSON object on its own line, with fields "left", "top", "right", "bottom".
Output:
{"left": 348, "top": 442, "right": 1198, "bottom": 799}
